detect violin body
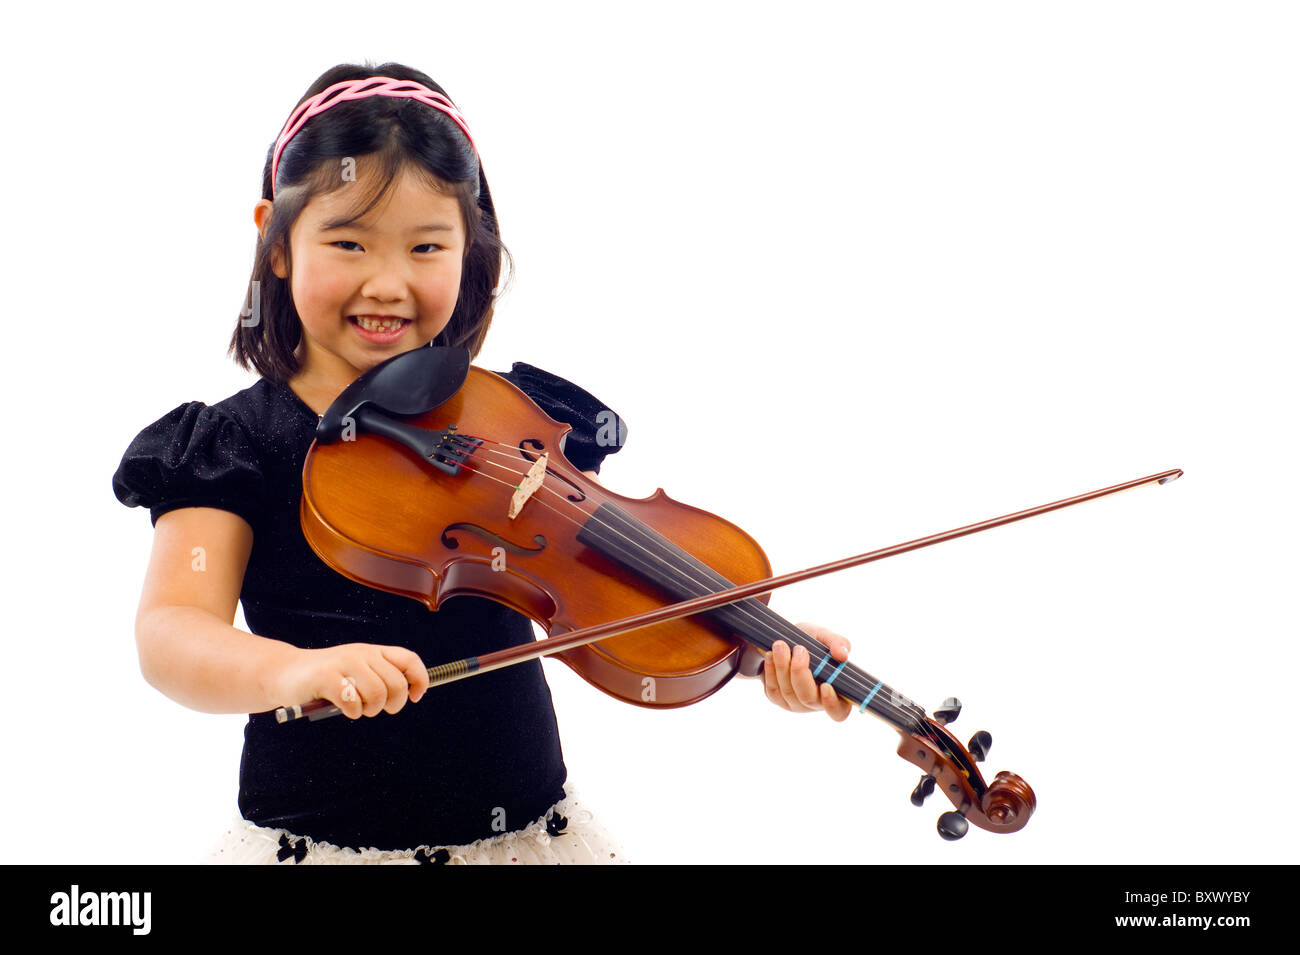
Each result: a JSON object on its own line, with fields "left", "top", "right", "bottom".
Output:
{"left": 301, "top": 364, "right": 773, "bottom": 707}
{"left": 295, "top": 347, "right": 1052, "bottom": 838}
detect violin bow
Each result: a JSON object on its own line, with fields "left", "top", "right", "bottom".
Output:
{"left": 279, "top": 467, "right": 1181, "bottom": 715}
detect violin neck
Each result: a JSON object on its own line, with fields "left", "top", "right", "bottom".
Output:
{"left": 577, "top": 502, "right": 930, "bottom": 735}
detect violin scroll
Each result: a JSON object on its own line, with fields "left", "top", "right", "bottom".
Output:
{"left": 983, "top": 771, "right": 1036, "bottom": 829}
{"left": 896, "top": 708, "right": 1036, "bottom": 839}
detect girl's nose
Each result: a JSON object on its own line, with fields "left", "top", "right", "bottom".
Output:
{"left": 359, "top": 261, "right": 411, "bottom": 302}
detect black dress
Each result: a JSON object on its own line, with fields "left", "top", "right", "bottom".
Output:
{"left": 112, "top": 363, "right": 626, "bottom": 851}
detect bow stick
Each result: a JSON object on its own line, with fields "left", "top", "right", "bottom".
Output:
{"left": 276, "top": 467, "right": 1182, "bottom": 723}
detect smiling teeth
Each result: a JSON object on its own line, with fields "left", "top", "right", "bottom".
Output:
{"left": 354, "top": 316, "right": 406, "bottom": 332}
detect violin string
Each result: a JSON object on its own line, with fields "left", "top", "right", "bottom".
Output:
{"left": 443, "top": 435, "right": 932, "bottom": 734}
{"left": 452, "top": 436, "right": 931, "bottom": 732}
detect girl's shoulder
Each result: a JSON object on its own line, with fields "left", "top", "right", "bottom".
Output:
{"left": 111, "top": 379, "right": 301, "bottom": 529}
{"left": 493, "top": 362, "right": 628, "bottom": 474}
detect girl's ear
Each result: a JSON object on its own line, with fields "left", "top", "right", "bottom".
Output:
{"left": 253, "top": 200, "right": 289, "bottom": 279}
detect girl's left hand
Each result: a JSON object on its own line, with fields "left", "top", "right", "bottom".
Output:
{"left": 761, "top": 623, "right": 853, "bottom": 722}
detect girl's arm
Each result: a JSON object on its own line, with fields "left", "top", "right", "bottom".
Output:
{"left": 135, "top": 507, "right": 428, "bottom": 717}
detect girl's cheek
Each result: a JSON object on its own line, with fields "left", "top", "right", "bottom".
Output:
{"left": 424, "top": 266, "right": 464, "bottom": 307}
{"left": 296, "top": 260, "right": 352, "bottom": 313}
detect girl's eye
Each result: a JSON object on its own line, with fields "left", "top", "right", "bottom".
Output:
{"left": 331, "top": 241, "right": 442, "bottom": 253}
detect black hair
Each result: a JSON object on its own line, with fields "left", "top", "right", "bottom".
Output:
{"left": 229, "top": 62, "right": 513, "bottom": 382}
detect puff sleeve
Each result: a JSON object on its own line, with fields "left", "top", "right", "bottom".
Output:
{"left": 497, "top": 363, "right": 628, "bottom": 474}
{"left": 112, "top": 402, "right": 266, "bottom": 530}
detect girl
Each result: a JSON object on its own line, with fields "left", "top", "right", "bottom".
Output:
{"left": 112, "top": 61, "right": 850, "bottom": 864}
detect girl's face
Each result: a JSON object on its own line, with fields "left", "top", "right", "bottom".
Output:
{"left": 267, "top": 164, "right": 467, "bottom": 389}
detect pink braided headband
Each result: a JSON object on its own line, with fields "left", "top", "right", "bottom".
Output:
{"left": 271, "top": 76, "right": 477, "bottom": 196}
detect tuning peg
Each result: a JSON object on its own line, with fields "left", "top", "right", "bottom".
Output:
{"left": 968, "top": 731, "right": 992, "bottom": 762}
{"left": 937, "top": 811, "right": 969, "bottom": 841}
{"left": 934, "top": 697, "right": 962, "bottom": 725}
{"left": 910, "top": 775, "right": 936, "bottom": 807}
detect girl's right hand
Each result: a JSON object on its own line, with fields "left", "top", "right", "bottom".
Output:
{"left": 275, "top": 644, "right": 430, "bottom": 719}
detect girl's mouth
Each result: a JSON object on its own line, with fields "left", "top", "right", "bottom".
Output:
{"left": 349, "top": 315, "right": 411, "bottom": 343}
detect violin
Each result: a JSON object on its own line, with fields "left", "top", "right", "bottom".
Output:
{"left": 278, "top": 346, "right": 1181, "bottom": 840}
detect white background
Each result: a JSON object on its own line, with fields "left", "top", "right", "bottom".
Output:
{"left": 4, "top": 1, "right": 1296, "bottom": 865}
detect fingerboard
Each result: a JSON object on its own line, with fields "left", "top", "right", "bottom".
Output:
{"left": 576, "top": 501, "right": 929, "bottom": 734}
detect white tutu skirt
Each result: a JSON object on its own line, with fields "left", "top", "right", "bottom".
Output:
{"left": 201, "top": 785, "right": 628, "bottom": 865}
